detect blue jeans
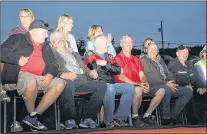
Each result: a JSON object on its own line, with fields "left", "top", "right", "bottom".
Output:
{"left": 103, "top": 83, "right": 134, "bottom": 123}
{"left": 160, "top": 86, "right": 193, "bottom": 119}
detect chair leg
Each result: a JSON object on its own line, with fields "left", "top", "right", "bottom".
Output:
{"left": 57, "top": 100, "right": 60, "bottom": 130}
{"left": 13, "top": 95, "right": 16, "bottom": 132}
{"left": 54, "top": 101, "right": 57, "bottom": 130}
{"left": 184, "top": 109, "right": 188, "bottom": 125}
{"left": 155, "top": 107, "right": 160, "bottom": 126}
{"left": 128, "top": 111, "right": 133, "bottom": 126}
{"left": 158, "top": 106, "right": 161, "bottom": 126}
{"left": 4, "top": 102, "right": 7, "bottom": 133}
{"left": 97, "top": 113, "right": 100, "bottom": 125}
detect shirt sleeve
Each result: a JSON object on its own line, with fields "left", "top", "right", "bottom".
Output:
{"left": 86, "top": 41, "right": 95, "bottom": 52}
{"left": 136, "top": 58, "right": 144, "bottom": 73}
{"left": 69, "top": 34, "right": 79, "bottom": 53}
{"left": 108, "top": 42, "right": 116, "bottom": 57}
{"left": 115, "top": 55, "right": 124, "bottom": 68}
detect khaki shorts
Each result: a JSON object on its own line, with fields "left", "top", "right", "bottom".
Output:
{"left": 5, "top": 72, "right": 63, "bottom": 96}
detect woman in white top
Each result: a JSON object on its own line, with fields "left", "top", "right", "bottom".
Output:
{"left": 56, "top": 14, "right": 79, "bottom": 53}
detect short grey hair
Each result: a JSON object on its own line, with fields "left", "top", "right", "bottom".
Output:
{"left": 120, "top": 35, "right": 133, "bottom": 46}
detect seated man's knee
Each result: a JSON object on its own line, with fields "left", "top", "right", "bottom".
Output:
{"left": 97, "top": 81, "right": 107, "bottom": 93}
{"left": 186, "top": 88, "right": 193, "bottom": 98}
{"left": 163, "top": 86, "right": 171, "bottom": 97}
{"left": 26, "top": 79, "right": 38, "bottom": 92}
{"left": 106, "top": 84, "right": 116, "bottom": 95}
{"left": 57, "top": 79, "right": 66, "bottom": 90}
{"left": 123, "top": 84, "right": 134, "bottom": 97}
{"left": 53, "top": 78, "right": 65, "bottom": 92}
{"left": 134, "top": 86, "right": 143, "bottom": 98}
{"left": 155, "top": 88, "right": 165, "bottom": 98}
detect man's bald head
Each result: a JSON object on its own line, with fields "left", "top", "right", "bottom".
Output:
{"left": 93, "top": 34, "right": 108, "bottom": 54}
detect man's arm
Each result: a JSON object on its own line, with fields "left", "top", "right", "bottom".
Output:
{"left": 1, "top": 34, "right": 22, "bottom": 64}
{"left": 190, "top": 62, "right": 205, "bottom": 88}
{"left": 44, "top": 45, "right": 59, "bottom": 78}
{"left": 105, "top": 62, "right": 121, "bottom": 75}
{"left": 163, "top": 59, "right": 174, "bottom": 81}
{"left": 118, "top": 73, "right": 139, "bottom": 85}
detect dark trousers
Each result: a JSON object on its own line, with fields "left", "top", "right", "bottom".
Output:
{"left": 59, "top": 79, "right": 107, "bottom": 123}
{"left": 160, "top": 86, "right": 193, "bottom": 119}
{"left": 186, "top": 90, "right": 207, "bottom": 123}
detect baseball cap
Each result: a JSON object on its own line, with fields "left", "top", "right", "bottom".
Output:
{"left": 177, "top": 44, "right": 191, "bottom": 51}
{"left": 29, "top": 19, "right": 53, "bottom": 31}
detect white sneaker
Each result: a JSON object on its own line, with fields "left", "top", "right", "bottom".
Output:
{"left": 10, "top": 121, "right": 23, "bottom": 132}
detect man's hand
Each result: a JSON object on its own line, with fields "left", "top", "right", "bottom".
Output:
{"left": 108, "top": 33, "right": 112, "bottom": 43}
{"left": 186, "top": 85, "right": 193, "bottom": 91}
{"left": 166, "top": 80, "right": 178, "bottom": 92}
{"left": 19, "top": 56, "right": 29, "bottom": 66}
{"left": 197, "top": 88, "right": 207, "bottom": 95}
{"left": 141, "top": 82, "right": 150, "bottom": 93}
{"left": 40, "top": 74, "right": 53, "bottom": 88}
{"left": 89, "top": 70, "right": 98, "bottom": 79}
{"left": 96, "top": 60, "right": 107, "bottom": 66}
{"left": 136, "top": 82, "right": 149, "bottom": 93}
{"left": 61, "top": 72, "right": 77, "bottom": 81}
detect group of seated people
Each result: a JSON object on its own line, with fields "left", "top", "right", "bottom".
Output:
{"left": 0, "top": 8, "right": 206, "bottom": 132}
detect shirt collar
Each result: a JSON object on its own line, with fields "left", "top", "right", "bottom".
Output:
{"left": 119, "top": 51, "right": 133, "bottom": 60}
{"left": 176, "top": 57, "right": 187, "bottom": 67}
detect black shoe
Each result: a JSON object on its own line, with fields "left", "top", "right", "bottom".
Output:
{"left": 187, "top": 116, "right": 201, "bottom": 125}
{"left": 99, "top": 122, "right": 106, "bottom": 128}
{"left": 142, "top": 115, "right": 158, "bottom": 126}
{"left": 132, "top": 116, "right": 146, "bottom": 127}
{"left": 105, "top": 120, "right": 120, "bottom": 128}
{"left": 161, "top": 118, "right": 173, "bottom": 125}
{"left": 114, "top": 118, "right": 129, "bottom": 127}
{"left": 170, "top": 118, "right": 180, "bottom": 125}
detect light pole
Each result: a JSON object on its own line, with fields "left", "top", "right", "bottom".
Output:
{"left": 158, "top": 20, "right": 164, "bottom": 51}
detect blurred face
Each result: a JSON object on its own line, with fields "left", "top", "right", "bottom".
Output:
{"left": 32, "top": 28, "right": 48, "bottom": 44}
{"left": 144, "top": 40, "right": 154, "bottom": 53}
{"left": 121, "top": 37, "right": 133, "bottom": 53}
{"left": 94, "top": 36, "right": 108, "bottom": 53}
{"left": 94, "top": 27, "right": 103, "bottom": 37}
{"left": 176, "top": 48, "right": 189, "bottom": 62}
{"left": 19, "top": 11, "right": 33, "bottom": 29}
{"left": 147, "top": 44, "right": 158, "bottom": 60}
{"left": 52, "top": 33, "right": 67, "bottom": 49}
{"left": 65, "top": 19, "right": 73, "bottom": 32}
{"left": 202, "top": 51, "right": 206, "bottom": 60}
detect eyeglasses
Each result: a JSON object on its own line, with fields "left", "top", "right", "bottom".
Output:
{"left": 20, "top": 15, "right": 31, "bottom": 19}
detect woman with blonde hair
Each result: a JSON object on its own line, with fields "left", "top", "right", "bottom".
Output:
{"left": 85, "top": 25, "right": 116, "bottom": 57}
{"left": 9, "top": 8, "right": 35, "bottom": 36}
{"left": 56, "top": 14, "right": 78, "bottom": 53}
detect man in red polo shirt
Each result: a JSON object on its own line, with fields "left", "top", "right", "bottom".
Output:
{"left": 1, "top": 20, "right": 65, "bottom": 131}
{"left": 115, "top": 35, "right": 165, "bottom": 126}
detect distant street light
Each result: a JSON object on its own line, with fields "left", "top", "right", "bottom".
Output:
{"left": 158, "top": 20, "right": 164, "bottom": 51}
